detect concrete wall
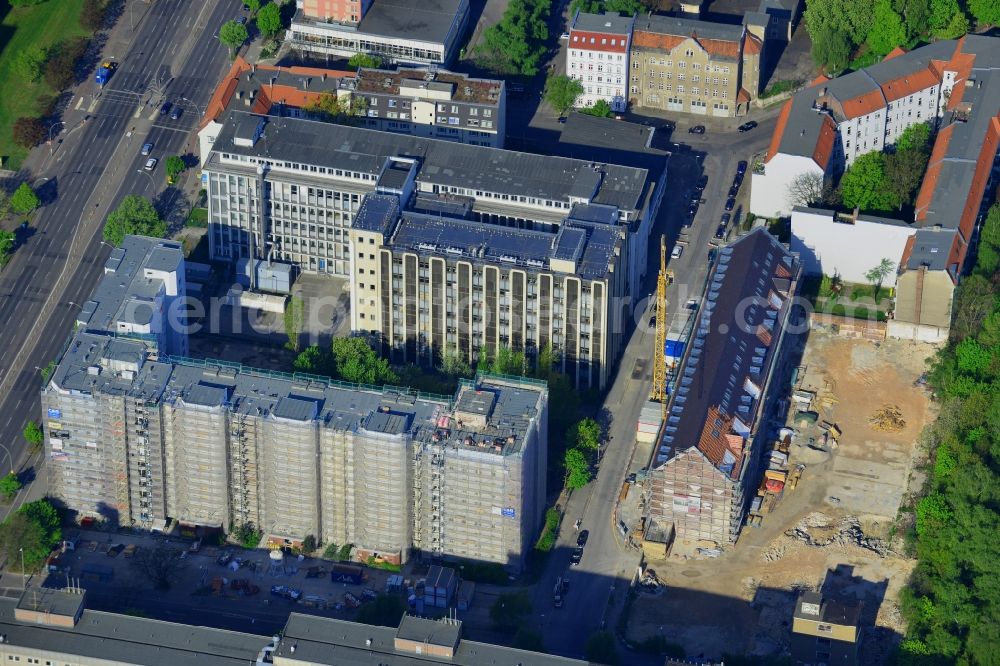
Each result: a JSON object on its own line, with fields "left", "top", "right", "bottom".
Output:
{"left": 790, "top": 208, "right": 911, "bottom": 287}
{"left": 750, "top": 154, "right": 824, "bottom": 218}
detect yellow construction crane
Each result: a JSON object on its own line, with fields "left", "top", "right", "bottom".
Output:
{"left": 650, "top": 235, "right": 669, "bottom": 415}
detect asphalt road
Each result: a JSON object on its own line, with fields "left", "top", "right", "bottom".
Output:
{"left": 531, "top": 119, "right": 776, "bottom": 660}
{"left": 0, "top": 0, "right": 242, "bottom": 487}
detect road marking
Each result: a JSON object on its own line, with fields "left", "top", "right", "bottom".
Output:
{"left": 88, "top": 98, "right": 99, "bottom": 113}
{"left": 74, "top": 97, "right": 84, "bottom": 110}
{"left": 150, "top": 124, "right": 193, "bottom": 134}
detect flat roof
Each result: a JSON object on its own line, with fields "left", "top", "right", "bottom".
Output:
{"left": 353, "top": 67, "right": 503, "bottom": 105}
{"left": 79, "top": 236, "right": 184, "bottom": 333}
{"left": 358, "top": 0, "right": 466, "bottom": 42}
{"left": 209, "top": 111, "right": 651, "bottom": 215}
{"left": 0, "top": 597, "right": 269, "bottom": 666}
{"left": 274, "top": 613, "right": 588, "bottom": 665}
{"left": 634, "top": 14, "right": 744, "bottom": 42}
{"left": 572, "top": 11, "right": 634, "bottom": 35}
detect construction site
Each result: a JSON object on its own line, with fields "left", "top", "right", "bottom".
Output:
{"left": 625, "top": 330, "right": 936, "bottom": 662}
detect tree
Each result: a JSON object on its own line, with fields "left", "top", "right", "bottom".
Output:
{"left": 10, "top": 0, "right": 46, "bottom": 6}
{"left": 544, "top": 74, "right": 583, "bottom": 115}
{"left": 809, "top": 28, "right": 852, "bottom": 74}
{"left": 0, "top": 230, "right": 15, "bottom": 269}
{"left": 233, "top": 522, "right": 261, "bottom": 548}
{"left": 130, "top": 545, "right": 184, "bottom": 590}
{"left": 585, "top": 631, "right": 620, "bottom": 665}
{"left": 348, "top": 52, "right": 382, "bottom": 69}
{"left": 580, "top": 99, "right": 613, "bottom": 118}
{"left": 357, "top": 594, "right": 405, "bottom": 626}
{"left": 23, "top": 421, "right": 44, "bottom": 452}
{"left": 302, "top": 534, "right": 317, "bottom": 553}
{"left": 12, "top": 117, "right": 46, "bottom": 149}
{"left": 12, "top": 46, "right": 46, "bottom": 83}
{"left": 490, "top": 591, "right": 532, "bottom": 630}
{"left": 245, "top": 0, "right": 262, "bottom": 15}
{"left": 564, "top": 448, "right": 592, "bottom": 489}
{"left": 896, "top": 0, "right": 931, "bottom": 39}
{"left": 103, "top": 195, "right": 166, "bottom": 247}
{"left": 165, "top": 156, "right": 186, "bottom": 183}
{"left": 441, "top": 349, "right": 473, "bottom": 377}
{"left": 0, "top": 473, "right": 22, "bottom": 501}
{"left": 571, "top": 0, "right": 648, "bottom": 12}
{"left": 884, "top": 147, "right": 928, "bottom": 208}
{"left": 257, "top": 2, "right": 282, "bottom": 37}
{"left": 937, "top": 9, "right": 968, "bottom": 37}
{"left": 927, "top": 0, "right": 967, "bottom": 36}
{"left": 476, "top": 0, "right": 550, "bottom": 76}
{"left": 293, "top": 344, "right": 334, "bottom": 376}
{"left": 284, "top": 296, "right": 304, "bottom": 352}
{"left": 967, "top": 0, "right": 1000, "bottom": 25}
{"left": 864, "top": 258, "right": 895, "bottom": 302}
{"left": 44, "top": 38, "right": 88, "bottom": 91}
{"left": 786, "top": 172, "right": 826, "bottom": 208}
{"left": 323, "top": 542, "right": 339, "bottom": 559}
{"left": 895, "top": 122, "right": 932, "bottom": 152}
{"left": 337, "top": 543, "right": 353, "bottom": 561}
{"left": 840, "top": 152, "right": 895, "bottom": 211}
{"left": 568, "top": 418, "right": 601, "bottom": 453}
{"left": 10, "top": 183, "right": 40, "bottom": 215}
{"left": 331, "top": 337, "right": 398, "bottom": 385}
{"left": 303, "top": 92, "right": 367, "bottom": 125}
{"left": 867, "top": 0, "right": 908, "bottom": 56}
{"left": 0, "top": 499, "right": 63, "bottom": 572}
{"left": 80, "top": 0, "right": 106, "bottom": 32}
{"left": 219, "top": 20, "right": 249, "bottom": 57}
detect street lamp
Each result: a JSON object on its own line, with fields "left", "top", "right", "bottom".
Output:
{"left": 181, "top": 96, "right": 205, "bottom": 118}
{"left": 19, "top": 547, "right": 25, "bottom": 589}
{"left": 0, "top": 442, "right": 14, "bottom": 474}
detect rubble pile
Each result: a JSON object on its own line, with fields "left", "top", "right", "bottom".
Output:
{"left": 786, "top": 513, "right": 889, "bottom": 557}
{"left": 869, "top": 404, "right": 906, "bottom": 432}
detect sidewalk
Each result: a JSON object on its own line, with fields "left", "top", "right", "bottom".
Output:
{"left": 24, "top": 0, "right": 156, "bottom": 182}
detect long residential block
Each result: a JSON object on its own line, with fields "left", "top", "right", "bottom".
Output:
{"left": 43, "top": 236, "right": 548, "bottom": 572}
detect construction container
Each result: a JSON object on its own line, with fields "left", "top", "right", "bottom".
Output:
{"left": 331, "top": 563, "right": 364, "bottom": 585}
{"left": 424, "top": 565, "right": 458, "bottom": 606}
{"left": 456, "top": 581, "right": 475, "bottom": 611}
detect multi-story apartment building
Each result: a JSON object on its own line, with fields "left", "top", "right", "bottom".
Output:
{"left": 752, "top": 35, "right": 1000, "bottom": 342}
{"left": 349, "top": 188, "right": 627, "bottom": 389}
{"left": 289, "top": 0, "right": 469, "bottom": 66}
{"left": 202, "top": 111, "right": 664, "bottom": 302}
{"left": 199, "top": 57, "right": 505, "bottom": 161}
{"left": 630, "top": 15, "right": 764, "bottom": 118}
{"left": 43, "top": 236, "right": 549, "bottom": 570}
{"left": 645, "top": 228, "right": 800, "bottom": 548}
{"left": 566, "top": 11, "right": 634, "bottom": 110}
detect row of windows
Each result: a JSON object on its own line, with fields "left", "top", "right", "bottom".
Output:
{"left": 635, "top": 85, "right": 729, "bottom": 98}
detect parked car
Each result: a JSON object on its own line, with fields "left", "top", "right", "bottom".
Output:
{"left": 715, "top": 223, "right": 727, "bottom": 239}
{"left": 738, "top": 121, "right": 758, "bottom": 133}
{"left": 106, "top": 544, "right": 125, "bottom": 557}
{"left": 159, "top": 102, "right": 171, "bottom": 116}
{"left": 688, "top": 125, "right": 706, "bottom": 134}
{"left": 695, "top": 175, "right": 708, "bottom": 191}
{"left": 728, "top": 185, "right": 739, "bottom": 198}
{"left": 720, "top": 212, "right": 731, "bottom": 226}
{"left": 671, "top": 245, "right": 683, "bottom": 259}
{"left": 685, "top": 298, "right": 699, "bottom": 310}
{"left": 725, "top": 197, "right": 736, "bottom": 211}
{"left": 170, "top": 106, "right": 182, "bottom": 120}
{"left": 143, "top": 157, "right": 158, "bottom": 171}
{"left": 577, "top": 530, "right": 590, "bottom": 547}
{"left": 661, "top": 120, "right": 676, "bottom": 131}
{"left": 217, "top": 551, "right": 233, "bottom": 566}
{"left": 570, "top": 547, "right": 583, "bottom": 566}
{"left": 141, "top": 142, "right": 153, "bottom": 156}
{"left": 688, "top": 203, "right": 698, "bottom": 218}
{"left": 736, "top": 160, "right": 748, "bottom": 174}
{"left": 560, "top": 32, "right": 569, "bottom": 40}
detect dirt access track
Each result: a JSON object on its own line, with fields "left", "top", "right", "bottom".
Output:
{"left": 628, "top": 331, "right": 936, "bottom": 663}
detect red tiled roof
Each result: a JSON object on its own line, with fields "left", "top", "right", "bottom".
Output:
{"left": 696, "top": 406, "right": 744, "bottom": 477}
{"left": 884, "top": 46, "right": 908, "bottom": 61}
{"left": 569, "top": 30, "right": 629, "bottom": 53}
{"left": 813, "top": 114, "right": 838, "bottom": 169}
{"left": 840, "top": 88, "right": 886, "bottom": 119}
{"left": 743, "top": 33, "right": 763, "bottom": 56}
{"left": 914, "top": 123, "right": 954, "bottom": 221}
{"left": 944, "top": 37, "right": 976, "bottom": 111}
{"left": 201, "top": 56, "right": 251, "bottom": 130}
{"left": 899, "top": 233, "right": 916, "bottom": 270}
{"left": 698, "top": 37, "right": 740, "bottom": 59}
{"left": 881, "top": 66, "right": 939, "bottom": 103}
{"left": 737, "top": 88, "right": 752, "bottom": 104}
{"left": 810, "top": 74, "right": 831, "bottom": 86}
{"left": 632, "top": 30, "right": 684, "bottom": 51}
{"left": 765, "top": 98, "right": 793, "bottom": 162}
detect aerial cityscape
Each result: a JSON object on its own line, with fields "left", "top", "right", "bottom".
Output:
{"left": 0, "top": 0, "right": 996, "bottom": 664}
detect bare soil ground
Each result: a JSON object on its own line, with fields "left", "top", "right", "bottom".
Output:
{"left": 627, "top": 331, "right": 935, "bottom": 663}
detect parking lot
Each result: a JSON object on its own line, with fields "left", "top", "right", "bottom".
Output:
{"left": 44, "top": 529, "right": 407, "bottom": 635}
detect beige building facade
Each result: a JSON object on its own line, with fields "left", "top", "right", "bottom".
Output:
{"left": 630, "top": 16, "right": 763, "bottom": 117}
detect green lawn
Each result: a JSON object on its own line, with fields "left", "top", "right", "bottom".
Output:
{"left": 0, "top": 0, "right": 88, "bottom": 169}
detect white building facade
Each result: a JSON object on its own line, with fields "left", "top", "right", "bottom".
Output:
{"left": 566, "top": 11, "right": 634, "bottom": 110}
